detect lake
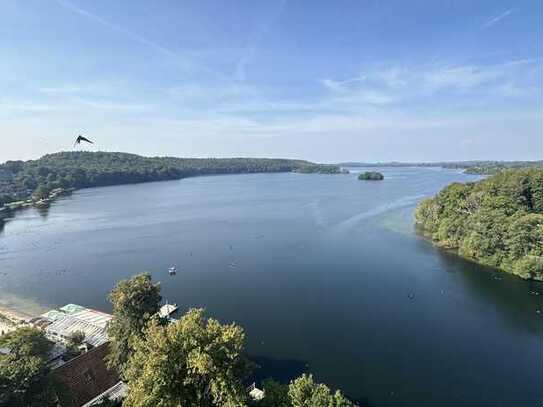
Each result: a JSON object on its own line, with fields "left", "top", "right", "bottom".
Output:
{"left": 1, "top": 167, "right": 543, "bottom": 406}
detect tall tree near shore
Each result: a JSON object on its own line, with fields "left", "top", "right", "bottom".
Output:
{"left": 0, "top": 327, "right": 55, "bottom": 406}
{"left": 251, "top": 378, "right": 290, "bottom": 407}
{"left": 415, "top": 169, "right": 543, "bottom": 280}
{"left": 288, "top": 374, "right": 355, "bottom": 407}
{"left": 123, "top": 308, "right": 250, "bottom": 407}
{"left": 253, "top": 375, "right": 355, "bottom": 407}
{"left": 106, "top": 272, "right": 162, "bottom": 376}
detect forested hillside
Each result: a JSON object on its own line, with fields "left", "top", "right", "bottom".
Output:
{"left": 0, "top": 151, "right": 341, "bottom": 206}
{"left": 415, "top": 169, "right": 543, "bottom": 280}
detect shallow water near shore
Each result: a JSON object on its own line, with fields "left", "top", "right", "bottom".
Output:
{"left": 1, "top": 167, "right": 543, "bottom": 406}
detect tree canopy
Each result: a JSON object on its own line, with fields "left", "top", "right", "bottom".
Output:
{"left": 0, "top": 327, "right": 55, "bottom": 407}
{"left": 106, "top": 272, "right": 162, "bottom": 375}
{"left": 123, "top": 308, "right": 250, "bottom": 407}
{"left": 415, "top": 168, "right": 543, "bottom": 279}
{"left": 288, "top": 374, "right": 354, "bottom": 407}
{"left": 106, "top": 273, "right": 356, "bottom": 406}
{"left": 252, "top": 375, "right": 355, "bottom": 407}
{"left": 0, "top": 151, "right": 341, "bottom": 207}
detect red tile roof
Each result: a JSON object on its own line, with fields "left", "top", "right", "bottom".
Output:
{"left": 52, "top": 343, "right": 119, "bottom": 407}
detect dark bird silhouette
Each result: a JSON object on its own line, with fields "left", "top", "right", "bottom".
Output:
{"left": 74, "top": 134, "right": 93, "bottom": 146}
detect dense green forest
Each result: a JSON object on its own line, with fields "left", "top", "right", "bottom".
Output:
{"left": 358, "top": 171, "right": 384, "bottom": 181}
{"left": 415, "top": 169, "right": 543, "bottom": 280}
{"left": 0, "top": 151, "right": 341, "bottom": 207}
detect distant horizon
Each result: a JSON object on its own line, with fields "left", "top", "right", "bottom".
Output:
{"left": 1, "top": 149, "right": 542, "bottom": 166}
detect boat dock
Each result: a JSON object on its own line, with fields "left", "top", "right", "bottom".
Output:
{"left": 159, "top": 302, "right": 178, "bottom": 318}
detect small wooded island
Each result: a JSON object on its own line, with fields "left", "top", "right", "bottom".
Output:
{"left": 416, "top": 168, "right": 543, "bottom": 280}
{"left": 358, "top": 171, "right": 384, "bottom": 181}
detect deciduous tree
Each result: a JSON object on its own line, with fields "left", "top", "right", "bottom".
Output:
{"left": 123, "top": 308, "right": 250, "bottom": 407}
{"left": 288, "top": 374, "right": 354, "bottom": 407}
{"left": 0, "top": 327, "right": 55, "bottom": 406}
{"left": 106, "top": 272, "right": 162, "bottom": 375}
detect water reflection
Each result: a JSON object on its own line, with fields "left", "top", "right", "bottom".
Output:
{"left": 437, "top": 249, "right": 543, "bottom": 335}
{"left": 36, "top": 205, "right": 51, "bottom": 219}
{"left": 250, "top": 355, "right": 308, "bottom": 384}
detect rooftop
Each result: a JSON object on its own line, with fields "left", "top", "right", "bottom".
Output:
{"left": 81, "top": 381, "right": 128, "bottom": 407}
{"left": 43, "top": 304, "right": 113, "bottom": 347}
{"left": 53, "top": 343, "right": 120, "bottom": 407}
{"left": 46, "top": 315, "right": 109, "bottom": 347}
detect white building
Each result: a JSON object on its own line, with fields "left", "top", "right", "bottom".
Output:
{"left": 43, "top": 304, "right": 113, "bottom": 347}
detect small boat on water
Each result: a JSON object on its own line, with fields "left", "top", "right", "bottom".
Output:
{"left": 168, "top": 266, "right": 177, "bottom": 275}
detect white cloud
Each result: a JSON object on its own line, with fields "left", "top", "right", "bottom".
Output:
{"left": 320, "top": 60, "right": 542, "bottom": 108}
{"left": 235, "top": 0, "right": 287, "bottom": 81}
{"left": 0, "top": 101, "right": 75, "bottom": 112}
{"left": 483, "top": 9, "right": 513, "bottom": 28}
{"left": 53, "top": 0, "right": 221, "bottom": 78}
{"left": 168, "top": 83, "right": 259, "bottom": 106}
{"left": 39, "top": 86, "right": 87, "bottom": 94}
{"left": 321, "top": 76, "right": 398, "bottom": 105}
{"left": 38, "top": 83, "right": 113, "bottom": 95}
{"left": 77, "top": 99, "right": 151, "bottom": 111}
{"left": 0, "top": 96, "right": 150, "bottom": 114}
{"left": 55, "top": 0, "right": 178, "bottom": 59}
{"left": 423, "top": 65, "right": 501, "bottom": 90}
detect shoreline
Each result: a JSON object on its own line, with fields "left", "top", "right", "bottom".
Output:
{"left": 0, "top": 304, "right": 36, "bottom": 336}
{"left": 0, "top": 187, "right": 75, "bottom": 222}
{"left": 0, "top": 304, "right": 36, "bottom": 322}
{"left": 0, "top": 169, "right": 347, "bottom": 225}
{"left": 415, "top": 227, "right": 543, "bottom": 282}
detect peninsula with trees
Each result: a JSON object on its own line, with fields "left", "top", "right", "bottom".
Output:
{"left": 415, "top": 168, "right": 543, "bottom": 280}
{"left": 0, "top": 151, "right": 342, "bottom": 212}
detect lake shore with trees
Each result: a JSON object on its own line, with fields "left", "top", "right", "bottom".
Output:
{"left": 0, "top": 151, "right": 343, "bottom": 218}
{"left": 415, "top": 168, "right": 543, "bottom": 280}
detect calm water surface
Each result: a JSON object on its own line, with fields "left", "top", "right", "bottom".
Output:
{"left": 1, "top": 168, "right": 543, "bottom": 406}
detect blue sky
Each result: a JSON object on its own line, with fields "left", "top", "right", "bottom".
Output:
{"left": 1, "top": 0, "right": 542, "bottom": 163}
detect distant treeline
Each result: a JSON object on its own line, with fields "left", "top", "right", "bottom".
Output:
{"left": 0, "top": 151, "right": 341, "bottom": 206}
{"left": 340, "top": 160, "right": 543, "bottom": 175}
{"left": 415, "top": 168, "right": 543, "bottom": 280}
{"left": 463, "top": 161, "right": 543, "bottom": 175}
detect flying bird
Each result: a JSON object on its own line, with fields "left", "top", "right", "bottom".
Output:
{"left": 74, "top": 134, "right": 94, "bottom": 146}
